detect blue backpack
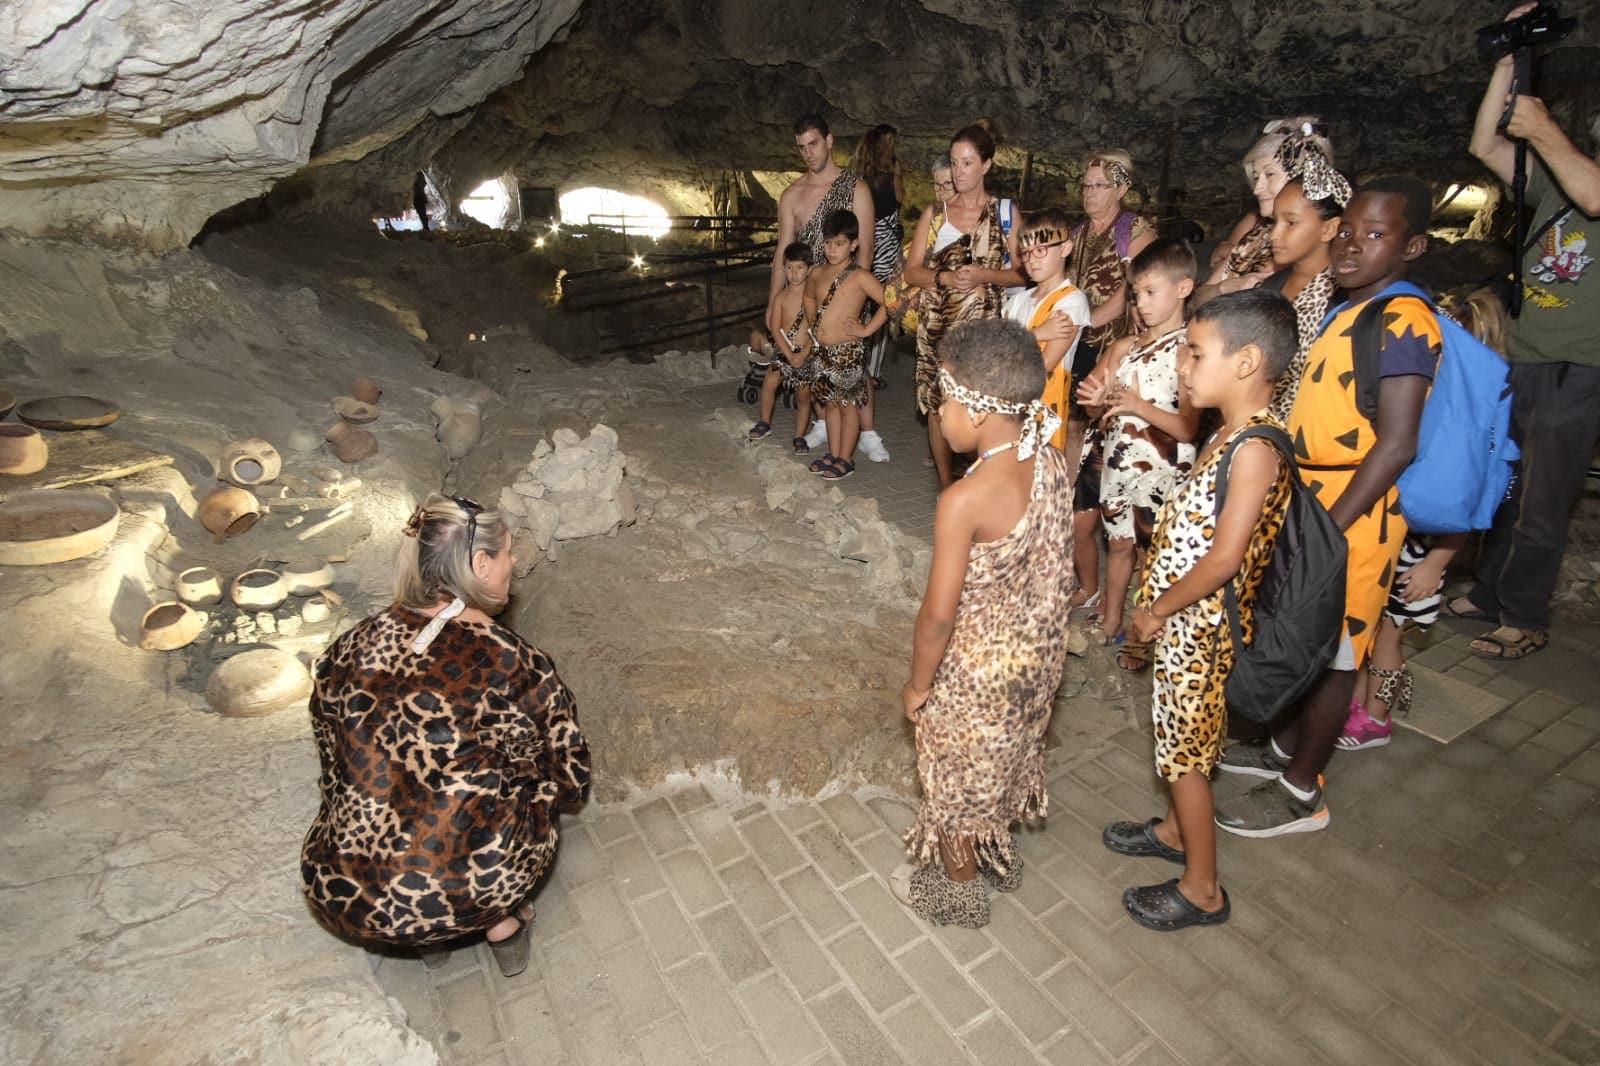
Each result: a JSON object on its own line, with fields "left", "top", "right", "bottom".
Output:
{"left": 1331, "top": 281, "right": 1519, "bottom": 535}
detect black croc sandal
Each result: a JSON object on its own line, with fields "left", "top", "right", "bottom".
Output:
{"left": 1122, "top": 879, "right": 1230, "bottom": 931}
{"left": 1102, "top": 818, "right": 1186, "bottom": 864}
{"left": 792, "top": 436, "right": 810, "bottom": 454}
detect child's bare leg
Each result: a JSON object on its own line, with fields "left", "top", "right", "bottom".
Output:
{"left": 792, "top": 384, "right": 812, "bottom": 439}
{"left": 1365, "top": 617, "right": 1407, "bottom": 721}
{"left": 757, "top": 365, "right": 782, "bottom": 425}
{"left": 928, "top": 412, "right": 954, "bottom": 487}
{"left": 1071, "top": 509, "right": 1101, "bottom": 607}
{"left": 1169, "top": 771, "right": 1223, "bottom": 911}
{"left": 1102, "top": 536, "right": 1137, "bottom": 636}
{"left": 860, "top": 373, "right": 876, "bottom": 432}
{"left": 938, "top": 832, "right": 978, "bottom": 883}
{"left": 834, "top": 404, "right": 861, "bottom": 464}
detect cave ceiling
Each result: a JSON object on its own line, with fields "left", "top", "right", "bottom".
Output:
{"left": 2, "top": 0, "right": 1597, "bottom": 246}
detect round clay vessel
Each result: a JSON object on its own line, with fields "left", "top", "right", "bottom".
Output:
{"left": 325, "top": 421, "right": 378, "bottom": 463}
{"left": 437, "top": 412, "right": 482, "bottom": 460}
{"left": 282, "top": 559, "right": 334, "bottom": 597}
{"left": 16, "top": 395, "right": 120, "bottom": 431}
{"left": 139, "top": 602, "right": 205, "bottom": 651}
{"left": 198, "top": 487, "right": 261, "bottom": 541}
{"left": 0, "top": 424, "right": 48, "bottom": 475}
{"left": 301, "top": 595, "right": 332, "bottom": 624}
{"left": 176, "top": 566, "right": 224, "bottom": 606}
{"left": 206, "top": 648, "right": 313, "bottom": 718}
{"left": 333, "top": 396, "right": 379, "bottom": 424}
{"left": 231, "top": 568, "right": 288, "bottom": 611}
{"left": 220, "top": 438, "right": 281, "bottom": 487}
{"left": 286, "top": 428, "right": 321, "bottom": 453}
{"left": 352, "top": 377, "right": 382, "bottom": 405}
{"left": 0, "top": 489, "right": 120, "bottom": 566}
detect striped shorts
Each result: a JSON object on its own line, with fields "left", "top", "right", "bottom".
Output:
{"left": 1384, "top": 536, "right": 1442, "bottom": 628}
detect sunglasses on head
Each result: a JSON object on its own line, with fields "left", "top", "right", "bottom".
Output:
{"left": 452, "top": 496, "right": 482, "bottom": 549}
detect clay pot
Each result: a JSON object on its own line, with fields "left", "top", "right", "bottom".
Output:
{"left": 0, "top": 424, "right": 48, "bottom": 476}
{"left": 436, "top": 412, "right": 482, "bottom": 460}
{"left": 0, "top": 489, "right": 120, "bottom": 566}
{"left": 333, "top": 396, "right": 379, "bottom": 424}
{"left": 325, "top": 421, "right": 378, "bottom": 463}
{"left": 139, "top": 602, "right": 205, "bottom": 651}
{"left": 301, "top": 595, "right": 332, "bottom": 624}
{"left": 176, "top": 566, "right": 224, "bottom": 606}
{"left": 231, "top": 568, "right": 288, "bottom": 611}
{"left": 352, "top": 377, "right": 382, "bottom": 405}
{"left": 219, "top": 437, "right": 281, "bottom": 487}
{"left": 206, "top": 648, "right": 313, "bottom": 718}
{"left": 199, "top": 487, "right": 261, "bottom": 542}
{"left": 282, "top": 559, "right": 334, "bottom": 597}
{"left": 286, "top": 428, "right": 321, "bottom": 453}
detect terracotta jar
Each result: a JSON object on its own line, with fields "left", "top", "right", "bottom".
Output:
{"left": 231, "top": 568, "right": 288, "bottom": 611}
{"left": 352, "top": 377, "right": 382, "bottom": 405}
{"left": 176, "top": 566, "right": 224, "bottom": 606}
{"left": 139, "top": 602, "right": 205, "bottom": 651}
{"left": 325, "top": 421, "right": 378, "bottom": 463}
{"left": 220, "top": 438, "right": 281, "bottom": 487}
{"left": 198, "top": 487, "right": 261, "bottom": 541}
{"left": 0, "top": 423, "right": 48, "bottom": 476}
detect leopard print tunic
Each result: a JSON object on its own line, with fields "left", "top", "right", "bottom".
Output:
{"left": 1142, "top": 413, "right": 1292, "bottom": 782}
{"left": 905, "top": 447, "right": 1076, "bottom": 872}
{"left": 301, "top": 605, "right": 590, "bottom": 946}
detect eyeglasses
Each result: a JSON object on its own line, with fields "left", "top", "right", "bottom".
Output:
{"left": 452, "top": 495, "right": 482, "bottom": 550}
{"left": 1021, "top": 241, "right": 1065, "bottom": 260}
{"left": 1080, "top": 181, "right": 1120, "bottom": 192}
{"left": 933, "top": 180, "right": 955, "bottom": 192}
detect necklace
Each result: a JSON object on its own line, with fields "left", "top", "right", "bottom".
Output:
{"left": 964, "top": 439, "right": 1019, "bottom": 476}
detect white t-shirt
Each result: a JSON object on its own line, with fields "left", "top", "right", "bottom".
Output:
{"left": 1005, "top": 280, "right": 1091, "bottom": 370}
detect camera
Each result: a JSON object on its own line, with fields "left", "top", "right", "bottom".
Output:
{"left": 1477, "top": 1, "right": 1575, "bottom": 60}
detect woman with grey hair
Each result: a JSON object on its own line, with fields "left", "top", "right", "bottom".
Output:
{"left": 301, "top": 494, "right": 590, "bottom": 977}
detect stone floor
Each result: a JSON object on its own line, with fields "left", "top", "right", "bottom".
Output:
{"left": 377, "top": 344, "right": 1600, "bottom": 1065}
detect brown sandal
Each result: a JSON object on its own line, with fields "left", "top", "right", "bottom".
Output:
{"left": 1116, "top": 638, "right": 1152, "bottom": 672}
{"left": 1469, "top": 626, "right": 1548, "bottom": 661}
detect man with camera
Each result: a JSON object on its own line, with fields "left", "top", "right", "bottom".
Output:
{"left": 1453, "top": 2, "right": 1600, "bottom": 659}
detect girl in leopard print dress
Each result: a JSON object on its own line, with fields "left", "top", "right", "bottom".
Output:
{"left": 1102, "top": 292, "right": 1296, "bottom": 932}
{"left": 301, "top": 495, "right": 590, "bottom": 976}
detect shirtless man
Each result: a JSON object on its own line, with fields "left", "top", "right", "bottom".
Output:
{"left": 774, "top": 114, "right": 889, "bottom": 461}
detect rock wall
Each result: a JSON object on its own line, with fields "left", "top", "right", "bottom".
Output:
{"left": 0, "top": 0, "right": 583, "bottom": 248}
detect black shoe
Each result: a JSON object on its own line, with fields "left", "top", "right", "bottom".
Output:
{"left": 1102, "top": 818, "right": 1186, "bottom": 864}
{"left": 1122, "top": 879, "right": 1230, "bottom": 931}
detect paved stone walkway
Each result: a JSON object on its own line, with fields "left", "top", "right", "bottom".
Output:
{"left": 378, "top": 344, "right": 1599, "bottom": 1064}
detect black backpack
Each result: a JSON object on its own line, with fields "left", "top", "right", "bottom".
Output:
{"left": 1213, "top": 426, "right": 1348, "bottom": 726}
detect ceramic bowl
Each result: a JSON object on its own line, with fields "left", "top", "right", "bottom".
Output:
{"left": 325, "top": 421, "right": 378, "bottom": 462}
{"left": 16, "top": 395, "right": 120, "bottom": 431}
{"left": 231, "top": 568, "right": 287, "bottom": 611}
{"left": 282, "top": 559, "right": 334, "bottom": 597}
{"left": 176, "top": 566, "right": 224, "bottom": 606}
{"left": 205, "top": 648, "right": 312, "bottom": 718}
{"left": 0, "top": 423, "right": 48, "bottom": 475}
{"left": 333, "top": 396, "right": 379, "bottom": 424}
{"left": 139, "top": 602, "right": 205, "bottom": 651}
{"left": 0, "top": 489, "right": 120, "bottom": 565}
{"left": 198, "top": 487, "right": 261, "bottom": 541}
{"left": 352, "top": 377, "right": 382, "bottom": 405}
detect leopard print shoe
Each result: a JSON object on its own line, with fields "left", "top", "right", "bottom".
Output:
{"left": 977, "top": 833, "right": 1023, "bottom": 893}
{"left": 891, "top": 862, "right": 991, "bottom": 928}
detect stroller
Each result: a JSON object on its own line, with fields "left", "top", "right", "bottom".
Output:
{"left": 736, "top": 346, "right": 797, "bottom": 410}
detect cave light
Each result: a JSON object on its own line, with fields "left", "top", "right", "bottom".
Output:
{"left": 558, "top": 187, "right": 671, "bottom": 239}
{"left": 632, "top": 254, "right": 646, "bottom": 269}
{"left": 461, "top": 177, "right": 516, "bottom": 228}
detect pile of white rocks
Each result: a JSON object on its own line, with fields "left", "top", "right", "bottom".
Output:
{"left": 500, "top": 424, "right": 636, "bottom": 572}
{"left": 644, "top": 345, "right": 749, "bottom": 386}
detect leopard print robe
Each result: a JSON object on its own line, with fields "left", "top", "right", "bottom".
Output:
{"left": 905, "top": 447, "right": 1075, "bottom": 872}
{"left": 1142, "top": 413, "right": 1293, "bottom": 782}
{"left": 301, "top": 606, "right": 590, "bottom": 946}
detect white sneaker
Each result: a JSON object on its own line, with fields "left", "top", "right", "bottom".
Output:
{"left": 858, "top": 430, "right": 890, "bottom": 463}
{"left": 803, "top": 421, "right": 829, "bottom": 449}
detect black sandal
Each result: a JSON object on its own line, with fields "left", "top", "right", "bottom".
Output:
{"left": 820, "top": 457, "right": 855, "bottom": 480}
{"left": 747, "top": 420, "right": 772, "bottom": 441}
{"left": 792, "top": 436, "right": 810, "bottom": 454}
{"left": 1122, "top": 879, "right": 1230, "bottom": 931}
{"left": 808, "top": 453, "right": 837, "bottom": 473}
{"left": 1102, "top": 818, "right": 1185, "bottom": 864}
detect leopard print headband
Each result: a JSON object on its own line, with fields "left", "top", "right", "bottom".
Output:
{"left": 938, "top": 368, "right": 1061, "bottom": 460}
{"left": 1090, "top": 158, "right": 1131, "bottom": 186}
{"left": 1020, "top": 226, "right": 1070, "bottom": 250}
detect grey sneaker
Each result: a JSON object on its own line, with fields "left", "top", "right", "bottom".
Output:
{"left": 1217, "top": 738, "right": 1290, "bottom": 780}
{"left": 1215, "top": 778, "right": 1330, "bottom": 838}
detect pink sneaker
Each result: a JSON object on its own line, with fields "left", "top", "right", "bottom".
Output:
{"left": 1337, "top": 698, "right": 1392, "bottom": 751}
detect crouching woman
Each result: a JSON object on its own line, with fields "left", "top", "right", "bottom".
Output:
{"left": 301, "top": 494, "right": 589, "bottom": 977}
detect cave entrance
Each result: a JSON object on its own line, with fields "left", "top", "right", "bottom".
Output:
{"left": 558, "top": 187, "right": 671, "bottom": 239}
{"left": 460, "top": 176, "right": 521, "bottom": 229}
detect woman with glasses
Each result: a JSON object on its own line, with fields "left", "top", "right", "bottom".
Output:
{"left": 301, "top": 494, "right": 590, "bottom": 978}
{"left": 1193, "top": 118, "right": 1335, "bottom": 309}
{"left": 903, "top": 120, "right": 1027, "bottom": 487}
